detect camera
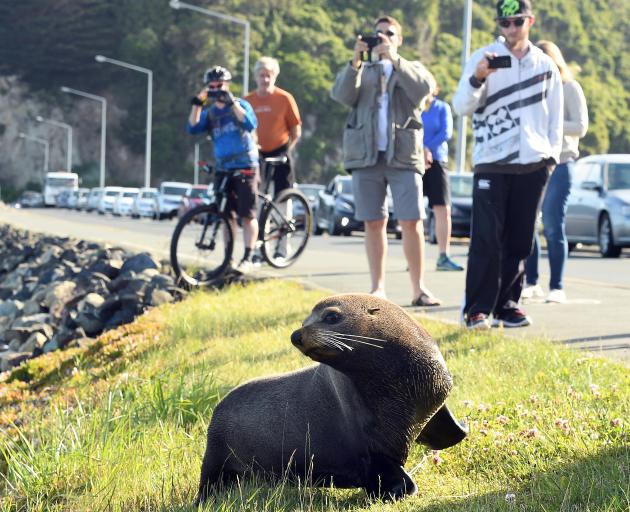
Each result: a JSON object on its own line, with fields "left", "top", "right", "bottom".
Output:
{"left": 207, "top": 89, "right": 233, "bottom": 105}
{"left": 359, "top": 34, "right": 381, "bottom": 62}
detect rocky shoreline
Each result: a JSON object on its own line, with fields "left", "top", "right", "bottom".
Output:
{"left": 0, "top": 224, "right": 186, "bottom": 373}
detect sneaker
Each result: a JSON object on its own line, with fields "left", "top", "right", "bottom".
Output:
{"left": 546, "top": 289, "right": 567, "bottom": 303}
{"left": 521, "top": 284, "right": 544, "bottom": 300}
{"left": 466, "top": 312, "right": 491, "bottom": 330}
{"left": 436, "top": 254, "right": 464, "bottom": 271}
{"left": 493, "top": 308, "right": 532, "bottom": 328}
{"left": 251, "top": 253, "right": 263, "bottom": 267}
{"left": 235, "top": 258, "right": 254, "bottom": 274}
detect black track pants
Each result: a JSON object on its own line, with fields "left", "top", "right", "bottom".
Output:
{"left": 464, "top": 167, "right": 549, "bottom": 319}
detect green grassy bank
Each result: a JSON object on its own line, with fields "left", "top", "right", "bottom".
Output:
{"left": 0, "top": 281, "right": 628, "bottom": 511}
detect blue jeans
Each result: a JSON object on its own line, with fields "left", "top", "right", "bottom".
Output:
{"left": 525, "top": 163, "right": 571, "bottom": 290}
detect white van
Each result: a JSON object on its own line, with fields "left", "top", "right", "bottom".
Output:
{"left": 86, "top": 188, "right": 103, "bottom": 212}
{"left": 98, "top": 186, "right": 123, "bottom": 214}
{"left": 113, "top": 187, "right": 140, "bottom": 216}
{"left": 131, "top": 187, "right": 158, "bottom": 218}
{"left": 154, "top": 181, "right": 191, "bottom": 220}
{"left": 43, "top": 171, "right": 79, "bottom": 206}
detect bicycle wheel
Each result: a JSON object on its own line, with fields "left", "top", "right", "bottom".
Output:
{"left": 260, "top": 189, "right": 311, "bottom": 268}
{"left": 170, "top": 205, "right": 234, "bottom": 287}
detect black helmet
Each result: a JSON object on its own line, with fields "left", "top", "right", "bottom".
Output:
{"left": 203, "top": 66, "right": 232, "bottom": 84}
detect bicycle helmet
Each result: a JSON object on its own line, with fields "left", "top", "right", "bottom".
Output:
{"left": 203, "top": 66, "right": 232, "bottom": 84}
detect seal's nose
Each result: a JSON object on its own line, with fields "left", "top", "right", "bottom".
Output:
{"left": 290, "top": 329, "right": 303, "bottom": 347}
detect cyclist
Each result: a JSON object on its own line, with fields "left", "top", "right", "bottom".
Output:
{"left": 187, "top": 66, "right": 259, "bottom": 273}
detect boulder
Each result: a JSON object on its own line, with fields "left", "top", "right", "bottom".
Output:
{"left": 119, "top": 253, "right": 160, "bottom": 275}
{"left": 149, "top": 289, "right": 174, "bottom": 306}
{"left": 21, "top": 332, "right": 48, "bottom": 353}
{"left": 0, "top": 351, "right": 31, "bottom": 372}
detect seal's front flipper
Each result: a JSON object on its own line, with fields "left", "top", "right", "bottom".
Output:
{"left": 365, "top": 453, "right": 418, "bottom": 501}
{"left": 416, "top": 404, "right": 468, "bottom": 449}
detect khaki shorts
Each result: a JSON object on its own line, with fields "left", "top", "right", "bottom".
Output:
{"left": 351, "top": 154, "right": 426, "bottom": 222}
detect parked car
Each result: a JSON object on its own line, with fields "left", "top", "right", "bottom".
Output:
{"left": 154, "top": 181, "right": 191, "bottom": 220}
{"left": 86, "top": 188, "right": 103, "bottom": 212}
{"left": 426, "top": 173, "right": 473, "bottom": 243}
{"left": 565, "top": 154, "right": 630, "bottom": 257}
{"left": 56, "top": 189, "right": 73, "bottom": 208}
{"left": 314, "top": 175, "right": 400, "bottom": 237}
{"left": 113, "top": 188, "right": 140, "bottom": 216}
{"left": 131, "top": 187, "right": 159, "bottom": 218}
{"left": 97, "top": 186, "right": 123, "bottom": 214}
{"left": 177, "top": 184, "right": 211, "bottom": 218}
{"left": 76, "top": 188, "right": 90, "bottom": 210}
{"left": 297, "top": 183, "right": 325, "bottom": 225}
{"left": 16, "top": 191, "right": 44, "bottom": 208}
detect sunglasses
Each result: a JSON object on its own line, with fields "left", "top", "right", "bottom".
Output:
{"left": 497, "top": 17, "right": 528, "bottom": 28}
{"left": 376, "top": 29, "right": 397, "bottom": 38}
{"left": 207, "top": 82, "right": 223, "bottom": 90}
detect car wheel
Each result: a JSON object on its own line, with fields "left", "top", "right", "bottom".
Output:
{"left": 567, "top": 242, "right": 576, "bottom": 253}
{"left": 313, "top": 213, "right": 323, "bottom": 235}
{"left": 598, "top": 213, "right": 621, "bottom": 258}
{"left": 329, "top": 214, "right": 341, "bottom": 236}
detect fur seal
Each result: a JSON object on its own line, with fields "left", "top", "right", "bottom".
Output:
{"left": 197, "top": 293, "right": 467, "bottom": 503}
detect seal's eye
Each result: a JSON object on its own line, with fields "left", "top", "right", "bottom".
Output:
{"left": 322, "top": 311, "right": 342, "bottom": 325}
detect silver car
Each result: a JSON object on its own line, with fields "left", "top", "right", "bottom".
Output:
{"left": 566, "top": 154, "right": 630, "bottom": 257}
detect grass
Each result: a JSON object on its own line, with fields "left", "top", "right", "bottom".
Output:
{"left": 0, "top": 280, "right": 628, "bottom": 511}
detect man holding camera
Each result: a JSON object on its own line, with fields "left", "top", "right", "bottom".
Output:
{"left": 331, "top": 15, "right": 441, "bottom": 307}
{"left": 187, "top": 66, "right": 259, "bottom": 273}
{"left": 452, "top": 0, "right": 563, "bottom": 329}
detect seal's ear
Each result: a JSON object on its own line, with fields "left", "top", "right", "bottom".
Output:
{"left": 416, "top": 404, "right": 468, "bottom": 449}
{"left": 367, "top": 307, "right": 380, "bottom": 315}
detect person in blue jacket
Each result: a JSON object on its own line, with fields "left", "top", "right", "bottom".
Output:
{"left": 188, "top": 66, "right": 259, "bottom": 273}
{"left": 421, "top": 79, "right": 463, "bottom": 271}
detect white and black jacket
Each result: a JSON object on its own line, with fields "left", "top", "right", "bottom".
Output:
{"left": 453, "top": 38, "right": 563, "bottom": 170}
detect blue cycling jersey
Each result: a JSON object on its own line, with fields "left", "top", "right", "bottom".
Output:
{"left": 187, "top": 98, "right": 259, "bottom": 170}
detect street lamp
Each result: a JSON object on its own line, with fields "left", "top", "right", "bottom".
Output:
{"left": 61, "top": 86, "right": 108, "bottom": 188}
{"left": 169, "top": 0, "right": 250, "bottom": 95}
{"left": 35, "top": 115, "right": 72, "bottom": 172}
{"left": 95, "top": 55, "right": 153, "bottom": 188}
{"left": 19, "top": 132, "right": 50, "bottom": 173}
{"left": 454, "top": 0, "right": 473, "bottom": 174}
{"left": 193, "top": 136, "right": 212, "bottom": 185}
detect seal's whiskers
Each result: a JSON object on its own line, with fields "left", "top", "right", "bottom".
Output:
{"left": 325, "top": 332, "right": 385, "bottom": 349}
{"left": 313, "top": 332, "right": 353, "bottom": 351}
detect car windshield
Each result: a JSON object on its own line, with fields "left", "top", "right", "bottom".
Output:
{"left": 123, "top": 192, "right": 138, "bottom": 198}
{"left": 608, "top": 163, "right": 630, "bottom": 190}
{"left": 299, "top": 185, "right": 323, "bottom": 201}
{"left": 106, "top": 190, "right": 119, "bottom": 196}
{"left": 46, "top": 177, "right": 76, "bottom": 187}
{"left": 141, "top": 192, "right": 156, "bottom": 199}
{"left": 190, "top": 188, "right": 209, "bottom": 199}
{"left": 450, "top": 176, "right": 473, "bottom": 197}
{"left": 162, "top": 186, "right": 188, "bottom": 195}
{"left": 339, "top": 179, "right": 353, "bottom": 195}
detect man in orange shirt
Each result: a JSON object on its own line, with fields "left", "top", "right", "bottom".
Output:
{"left": 245, "top": 56, "right": 302, "bottom": 197}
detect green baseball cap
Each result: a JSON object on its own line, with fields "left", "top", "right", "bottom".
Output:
{"left": 496, "top": 0, "right": 533, "bottom": 19}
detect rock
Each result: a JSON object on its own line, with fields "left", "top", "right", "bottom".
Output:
{"left": 21, "top": 332, "right": 48, "bottom": 353}
{"left": 0, "top": 299, "right": 23, "bottom": 319}
{"left": 75, "top": 311, "right": 104, "bottom": 336}
{"left": 79, "top": 293, "right": 106, "bottom": 311}
{"left": 8, "top": 339, "right": 21, "bottom": 351}
{"left": 89, "top": 259, "right": 123, "bottom": 279}
{"left": 0, "top": 343, "right": 9, "bottom": 352}
{"left": 104, "top": 308, "right": 136, "bottom": 330}
{"left": 149, "top": 289, "right": 173, "bottom": 306}
{"left": 119, "top": 253, "right": 160, "bottom": 275}
{"left": 0, "top": 351, "right": 31, "bottom": 372}
{"left": 11, "top": 314, "right": 51, "bottom": 328}
{"left": 43, "top": 338, "right": 59, "bottom": 354}
{"left": 44, "top": 281, "right": 77, "bottom": 318}
{"left": 22, "top": 299, "right": 42, "bottom": 316}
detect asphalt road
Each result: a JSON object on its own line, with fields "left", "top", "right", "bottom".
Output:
{"left": 2, "top": 204, "right": 629, "bottom": 366}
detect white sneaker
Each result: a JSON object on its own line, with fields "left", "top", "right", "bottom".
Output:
{"left": 235, "top": 258, "right": 254, "bottom": 274}
{"left": 546, "top": 289, "right": 567, "bottom": 303}
{"left": 521, "top": 284, "right": 544, "bottom": 299}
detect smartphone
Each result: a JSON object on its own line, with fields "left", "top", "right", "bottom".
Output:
{"left": 487, "top": 55, "right": 511, "bottom": 69}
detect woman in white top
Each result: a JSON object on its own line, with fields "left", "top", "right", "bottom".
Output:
{"left": 523, "top": 41, "right": 589, "bottom": 303}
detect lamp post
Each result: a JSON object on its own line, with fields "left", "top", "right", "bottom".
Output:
{"left": 169, "top": 0, "right": 250, "bottom": 95}
{"left": 35, "top": 116, "right": 72, "bottom": 171}
{"left": 193, "top": 136, "right": 212, "bottom": 185}
{"left": 95, "top": 55, "right": 153, "bottom": 188}
{"left": 454, "top": 0, "right": 473, "bottom": 174}
{"left": 19, "top": 132, "right": 50, "bottom": 173}
{"left": 61, "top": 86, "right": 107, "bottom": 188}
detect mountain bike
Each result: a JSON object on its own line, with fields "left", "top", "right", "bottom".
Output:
{"left": 170, "top": 156, "right": 312, "bottom": 287}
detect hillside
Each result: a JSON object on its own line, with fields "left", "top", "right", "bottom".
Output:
{"left": 1, "top": 0, "right": 629, "bottom": 194}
